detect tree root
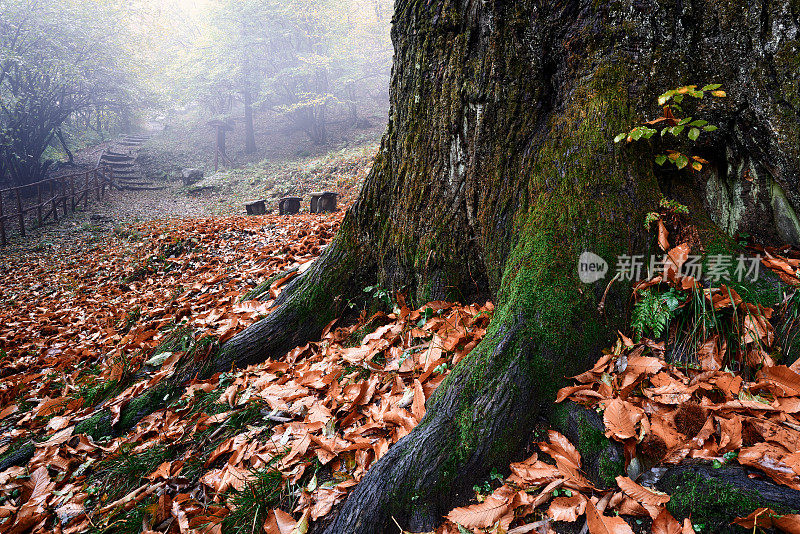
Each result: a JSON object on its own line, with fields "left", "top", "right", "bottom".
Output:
{"left": 324, "top": 314, "right": 541, "bottom": 534}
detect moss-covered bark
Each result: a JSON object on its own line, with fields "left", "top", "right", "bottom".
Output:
{"left": 313, "top": 0, "right": 798, "bottom": 531}
{"left": 654, "top": 464, "right": 800, "bottom": 533}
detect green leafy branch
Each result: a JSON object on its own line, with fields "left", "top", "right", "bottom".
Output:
{"left": 614, "top": 84, "right": 726, "bottom": 171}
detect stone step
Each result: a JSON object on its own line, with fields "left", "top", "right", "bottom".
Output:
{"left": 101, "top": 154, "right": 135, "bottom": 164}
{"left": 102, "top": 163, "right": 136, "bottom": 171}
{"left": 105, "top": 165, "right": 137, "bottom": 171}
{"left": 120, "top": 185, "right": 166, "bottom": 191}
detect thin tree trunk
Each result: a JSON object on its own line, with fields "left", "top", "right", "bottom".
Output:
{"left": 56, "top": 128, "right": 74, "bottom": 166}
{"left": 244, "top": 90, "right": 256, "bottom": 154}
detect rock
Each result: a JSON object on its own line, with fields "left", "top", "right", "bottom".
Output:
{"left": 245, "top": 200, "right": 268, "bottom": 216}
{"left": 310, "top": 192, "right": 338, "bottom": 213}
{"left": 181, "top": 168, "right": 204, "bottom": 185}
{"left": 279, "top": 197, "right": 302, "bottom": 215}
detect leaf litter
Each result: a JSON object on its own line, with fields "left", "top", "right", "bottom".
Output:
{"left": 3, "top": 212, "right": 800, "bottom": 533}
{"left": 0, "top": 210, "right": 492, "bottom": 533}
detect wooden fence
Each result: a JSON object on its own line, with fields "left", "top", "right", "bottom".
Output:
{"left": 0, "top": 168, "right": 114, "bottom": 247}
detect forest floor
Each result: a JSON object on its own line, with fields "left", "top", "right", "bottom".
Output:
{"left": 4, "top": 120, "right": 800, "bottom": 533}
{"left": 1, "top": 131, "right": 377, "bottom": 258}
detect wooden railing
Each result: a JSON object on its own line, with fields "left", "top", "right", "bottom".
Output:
{"left": 0, "top": 167, "right": 114, "bottom": 247}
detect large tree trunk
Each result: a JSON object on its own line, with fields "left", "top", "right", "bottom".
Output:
{"left": 213, "top": 0, "right": 799, "bottom": 532}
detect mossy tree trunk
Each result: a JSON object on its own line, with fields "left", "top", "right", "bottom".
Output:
{"left": 210, "top": 0, "right": 800, "bottom": 532}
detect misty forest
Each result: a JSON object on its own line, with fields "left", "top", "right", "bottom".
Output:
{"left": 1, "top": 0, "right": 800, "bottom": 533}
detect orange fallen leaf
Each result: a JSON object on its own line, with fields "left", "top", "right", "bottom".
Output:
{"left": 585, "top": 498, "right": 634, "bottom": 534}
{"left": 615, "top": 476, "right": 669, "bottom": 506}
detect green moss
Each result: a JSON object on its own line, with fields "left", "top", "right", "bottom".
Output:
{"left": 117, "top": 383, "right": 175, "bottom": 430}
{"left": 75, "top": 411, "right": 113, "bottom": 440}
{"left": 550, "top": 403, "right": 571, "bottom": 430}
{"left": 665, "top": 471, "right": 798, "bottom": 532}
{"left": 598, "top": 453, "right": 625, "bottom": 488}
{"left": 576, "top": 415, "right": 605, "bottom": 456}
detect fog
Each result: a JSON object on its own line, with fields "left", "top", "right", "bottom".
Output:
{"left": 0, "top": 0, "right": 394, "bottom": 186}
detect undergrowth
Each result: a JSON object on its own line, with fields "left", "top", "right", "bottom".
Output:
{"left": 221, "top": 461, "right": 286, "bottom": 534}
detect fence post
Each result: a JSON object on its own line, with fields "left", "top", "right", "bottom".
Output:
{"left": 52, "top": 181, "right": 58, "bottom": 222}
{"left": 15, "top": 188, "right": 24, "bottom": 237}
{"left": 37, "top": 184, "right": 43, "bottom": 227}
{"left": 84, "top": 172, "right": 89, "bottom": 210}
{"left": 0, "top": 193, "right": 5, "bottom": 246}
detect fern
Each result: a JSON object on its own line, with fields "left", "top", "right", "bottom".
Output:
{"left": 632, "top": 289, "right": 683, "bottom": 340}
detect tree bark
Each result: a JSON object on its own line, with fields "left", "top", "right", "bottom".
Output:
{"left": 207, "top": 0, "right": 799, "bottom": 532}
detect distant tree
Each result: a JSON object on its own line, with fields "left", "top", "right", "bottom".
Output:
{"left": 183, "top": 0, "right": 392, "bottom": 148}
{"left": 0, "top": 0, "right": 133, "bottom": 187}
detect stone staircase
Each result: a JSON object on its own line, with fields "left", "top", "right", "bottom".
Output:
{"left": 99, "top": 134, "right": 165, "bottom": 192}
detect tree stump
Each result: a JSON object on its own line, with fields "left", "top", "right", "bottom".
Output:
{"left": 310, "top": 192, "right": 338, "bottom": 213}
{"left": 245, "top": 200, "right": 267, "bottom": 216}
{"left": 279, "top": 197, "right": 302, "bottom": 215}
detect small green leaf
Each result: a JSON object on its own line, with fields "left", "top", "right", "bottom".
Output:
{"left": 692, "top": 161, "right": 703, "bottom": 171}
{"left": 669, "top": 126, "right": 685, "bottom": 136}
{"left": 703, "top": 125, "right": 718, "bottom": 132}
{"left": 658, "top": 90, "right": 675, "bottom": 105}
{"left": 675, "top": 154, "right": 689, "bottom": 169}
{"left": 631, "top": 128, "right": 644, "bottom": 141}
{"left": 564, "top": 489, "right": 573, "bottom": 497}
{"left": 702, "top": 83, "right": 722, "bottom": 91}
{"left": 655, "top": 155, "right": 668, "bottom": 166}
{"left": 688, "top": 128, "right": 701, "bottom": 141}
{"left": 690, "top": 120, "right": 708, "bottom": 127}
{"left": 678, "top": 117, "right": 693, "bottom": 126}
{"left": 711, "top": 90, "right": 727, "bottom": 97}
{"left": 712, "top": 459, "right": 723, "bottom": 469}
{"left": 673, "top": 93, "right": 685, "bottom": 104}
{"left": 614, "top": 133, "right": 627, "bottom": 143}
